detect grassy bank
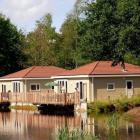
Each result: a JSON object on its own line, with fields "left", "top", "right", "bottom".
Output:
{"left": 10, "top": 105, "right": 37, "bottom": 111}
{"left": 88, "top": 96, "right": 140, "bottom": 114}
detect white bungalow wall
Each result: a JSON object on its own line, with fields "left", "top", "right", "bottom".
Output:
{"left": 25, "top": 79, "right": 52, "bottom": 92}
{"left": 54, "top": 77, "right": 93, "bottom": 103}
{"left": 0, "top": 80, "right": 24, "bottom": 93}
{"left": 0, "top": 79, "right": 54, "bottom": 93}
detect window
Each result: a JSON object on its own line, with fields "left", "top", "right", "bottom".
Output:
{"left": 59, "top": 81, "right": 64, "bottom": 87}
{"left": 30, "top": 83, "right": 40, "bottom": 91}
{"left": 80, "top": 82, "right": 83, "bottom": 99}
{"left": 57, "top": 80, "right": 67, "bottom": 93}
{"left": 65, "top": 81, "right": 67, "bottom": 93}
{"left": 76, "top": 82, "right": 79, "bottom": 89}
{"left": 107, "top": 83, "right": 115, "bottom": 91}
{"left": 2, "top": 84, "right": 6, "bottom": 93}
{"left": 13, "top": 82, "right": 20, "bottom": 93}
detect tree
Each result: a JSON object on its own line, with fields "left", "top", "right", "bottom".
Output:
{"left": 0, "top": 14, "right": 26, "bottom": 76}
{"left": 25, "top": 14, "right": 58, "bottom": 66}
{"left": 58, "top": 14, "right": 79, "bottom": 69}
{"left": 79, "top": 0, "right": 140, "bottom": 68}
{"left": 58, "top": 0, "right": 87, "bottom": 69}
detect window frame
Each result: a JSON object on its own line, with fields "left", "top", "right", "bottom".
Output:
{"left": 12, "top": 81, "right": 21, "bottom": 93}
{"left": 107, "top": 83, "right": 115, "bottom": 91}
{"left": 30, "top": 83, "right": 40, "bottom": 92}
{"left": 57, "top": 79, "right": 68, "bottom": 93}
{"left": 2, "top": 84, "right": 6, "bottom": 93}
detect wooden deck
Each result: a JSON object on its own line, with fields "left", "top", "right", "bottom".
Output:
{"left": 0, "top": 91, "right": 80, "bottom": 105}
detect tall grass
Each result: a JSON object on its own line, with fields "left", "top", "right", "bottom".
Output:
{"left": 106, "top": 114, "right": 120, "bottom": 140}
{"left": 107, "top": 114, "right": 119, "bottom": 132}
{"left": 57, "top": 127, "right": 99, "bottom": 140}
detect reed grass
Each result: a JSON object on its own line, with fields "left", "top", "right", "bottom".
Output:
{"left": 57, "top": 127, "right": 99, "bottom": 140}
{"left": 107, "top": 114, "right": 119, "bottom": 132}
{"left": 106, "top": 114, "right": 120, "bottom": 140}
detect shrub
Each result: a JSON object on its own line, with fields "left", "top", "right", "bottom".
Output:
{"left": 88, "top": 96, "right": 140, "bottom": 114}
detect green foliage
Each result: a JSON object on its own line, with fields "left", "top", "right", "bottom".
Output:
{"left": 25, "top": 1, "right": 89, "bottom": 69}
{"left": 0, "top": 14, "right": 26, "bottom": 75}
{"left": 25, "top": 14, "right": 58, "bottom": 66}
{"left": 88, "top": 101, "right": 112, "bottom": 113}
{"left": 107, "top": 114, "right": 119, "bottom": 132}
{"left": 124, "top": 52, "right": 140, "bottom": 65}
{"left": 88, "top": 96, "right": 140, "bottom": 114}
{"left": 60, "top": 16, "right": 87, "bottom": 68}
{"left": 2, "top": 0, "right": 140, "bottom": 74}
{"left": 24, "top": 0, "right": 140, "bottom": 69}
{"left": 58, "top": 15, "right": 78, "bottom": 69}
{"left": 106, "top": 114, "right": 120, "bottom": 140}
{"left": 57, "top": 127, "right": 99, "bottom": 140}
{"left": 79, "top": 0, "right": 140, "bottom": 66}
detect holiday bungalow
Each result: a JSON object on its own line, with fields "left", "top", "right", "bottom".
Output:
{"left": 1, "top": 61, "right": 140, "bottom": 104}
{"left": 52, "top": 61, "right": 140, "bottom": 103}
{"left": 0, "top": 66, "right": 66, "bottom": 94}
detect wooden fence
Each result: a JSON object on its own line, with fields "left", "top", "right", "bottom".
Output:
{"left": 0, "top": 91, "right": 80, "bottom": 105}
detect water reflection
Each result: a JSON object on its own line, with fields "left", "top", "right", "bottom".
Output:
{"left": 89, "top": 115, "right": 140, "bottom": 140}
{"left": 0, "top": 111, "right": 84, "bottom": 140}
{"left": 0, "top": 111, "right": 139, "bottom": 140}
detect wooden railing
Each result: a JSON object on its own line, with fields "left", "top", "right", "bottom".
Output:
{"left": 0, "top": 91, "right": 80, "bottom": 105}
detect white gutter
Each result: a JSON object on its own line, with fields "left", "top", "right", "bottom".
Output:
{"left": 0, "top": 78, "right": 24, "bottom": 81}
{"left": 1, "top": 74, "right": 140, "bottom": 81}
{"left": 92, "top": 74, "right": 140, "bottom": 77}
{"left": 51, "top": 75, "right": 89, "bottom": 79}
{"left": 0, "top": 77, "right": 51, "bottom": 81}
{"left": 52, "top": 74, "right": 140, "bottom": 79}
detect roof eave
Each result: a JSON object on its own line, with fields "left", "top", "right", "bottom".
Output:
{"left": 52, "top": 75, "right": 89, "bottom": 79}
{"left": 0, "top": 77, "right": 51, "bottom": 81}
{"left": 52, "top": 74, "right": 140, "bottom": 79}
{"left": 91, "top": 74, "right": 140, "bottom": 77}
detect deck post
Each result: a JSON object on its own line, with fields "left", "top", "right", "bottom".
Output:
{"left": 64, "top": 93, "right": 67, "bottom": 105}
{"left": 16, "top": 92, "right": 17, "bottom": 105}
{"left": 1, "top": 92, "right": 2, "bottom": 102}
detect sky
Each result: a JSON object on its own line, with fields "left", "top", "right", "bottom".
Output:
{"left": 0, "top": 0, "right": 76, "bottom": 33}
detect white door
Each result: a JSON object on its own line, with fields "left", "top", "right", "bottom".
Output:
{"left": 126, "top": 81, "right": 133, "bottom": 98}
{"left": 83, "top": 83, "right": 87, "bottom": 100}
{"left": 76, "top": 82, "right": 87, "bottom": 100}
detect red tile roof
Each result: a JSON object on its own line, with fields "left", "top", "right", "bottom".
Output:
{"left": 57, "top": 61, "right": 140, "bottom": 76}
{"left": 2, "top": 66, "right": 66, "bottom": 79}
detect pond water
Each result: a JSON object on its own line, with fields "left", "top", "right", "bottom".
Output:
{"left": 0, "top": 110, "right": 139, "bottom": 140}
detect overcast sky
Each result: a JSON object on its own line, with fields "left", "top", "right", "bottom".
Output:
{"left": 0, "top": 0, "right": 76, "bottom": 33}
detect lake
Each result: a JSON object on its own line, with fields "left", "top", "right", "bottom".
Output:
{"left": 0, "top": 110, "right": 139, "bottom": 140}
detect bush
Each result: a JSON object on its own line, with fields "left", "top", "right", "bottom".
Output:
{"left": 88, "top": 96, "right": 140, "bottom": 114}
